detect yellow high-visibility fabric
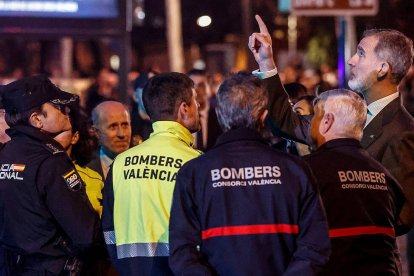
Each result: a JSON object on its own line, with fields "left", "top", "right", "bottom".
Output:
{"left": 75, "top": 164, "right": 104, "bottom": 217}
{"left": 112, "top": 121, "right": 201, "bottom": 249}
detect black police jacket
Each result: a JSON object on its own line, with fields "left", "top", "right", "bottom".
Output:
{"left": 0, "top": 125, "right": 100, "bottom": 274}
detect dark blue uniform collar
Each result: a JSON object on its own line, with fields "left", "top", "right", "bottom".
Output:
{"left": 214, "top": 127, "right": 268, "bottom": 148}
{"left": 6, "top": 125, "right": 66, "bottom": 153}
{"left": 316, "top": 138, "right": 362, "bottom": 152}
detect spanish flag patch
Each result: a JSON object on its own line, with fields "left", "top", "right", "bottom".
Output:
{"left": 12, "top": 164, "right": 25, "bottom": 172}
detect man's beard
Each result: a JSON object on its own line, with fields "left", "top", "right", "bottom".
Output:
{"left": 348, "top": 77, "right": 364, "bottom": 93}
{"left": 348, "top": 76, "right": 372, "bottom": 97}
{"left": 189, "top": 121, "right": 201, "bottom": 134}
{"left": 348, "top": 70, "right": 378, "bottom": 96}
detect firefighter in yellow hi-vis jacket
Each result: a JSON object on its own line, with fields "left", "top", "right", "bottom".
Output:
{"left": 102, "top": 72, "right": 201, "bottom": 276}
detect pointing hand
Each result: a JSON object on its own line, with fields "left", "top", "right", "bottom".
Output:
{"left": 248, "top": 15, "right": 276, "bottom": 72}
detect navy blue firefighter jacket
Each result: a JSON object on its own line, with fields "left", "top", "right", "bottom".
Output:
{"left": 169, "top": 128, "right": 331, "bottom": 276}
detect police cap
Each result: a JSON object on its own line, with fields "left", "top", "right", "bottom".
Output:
{"left": 1, "top": 75, "right": 78, "bottom": 114}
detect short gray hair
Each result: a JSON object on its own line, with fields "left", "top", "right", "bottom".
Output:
{"left": 216, "top": 73, "right": 268, "bottom": 132}
{"left": 363, "top": 29, "right": 413, "bottom": 84}
{"left": 314, "top": 89, "right": 366, "bottom": 140}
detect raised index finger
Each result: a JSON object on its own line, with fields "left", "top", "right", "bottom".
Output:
{"left": 255, "top": 14, "right": 270, "bottom": 36}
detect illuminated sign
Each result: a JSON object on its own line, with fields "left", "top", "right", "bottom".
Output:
{"left": 291, "top": 0, "right": 378, "bottom": 16}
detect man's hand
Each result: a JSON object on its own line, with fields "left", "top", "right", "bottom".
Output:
{"left": 248, "top": 15, "right": 276, "bottom": 72}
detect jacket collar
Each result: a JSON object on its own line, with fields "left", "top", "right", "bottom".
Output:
{"left": 316, "top": 138, "right": 362, "bottom": 152}
{"left": 151, "top": 121, "right": 195, "bottom": 147}
{"left": 361, "top": 97, "right": 401, "bottom": 148}
{"left": 214, "top": 127, "right": 267, "bottom": 148}
{"left": 6, "top": 125, "right": 66, "bottom": 153}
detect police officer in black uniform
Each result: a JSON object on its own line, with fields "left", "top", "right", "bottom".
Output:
{"left": 0, "top": 75, "right": 100, "bottom": 275}
{"left": 305, "top": 89, "right": 407, "bottom": 275}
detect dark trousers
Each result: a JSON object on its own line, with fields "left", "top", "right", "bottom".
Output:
{"left": 114, "top": 256, "right": 173, "bottom": 276}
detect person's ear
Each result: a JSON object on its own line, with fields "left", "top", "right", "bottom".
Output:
{"left": 378, "top": 62, "right": 390, "bottom": 78}
{"left": 259, "top": 109, "right": 268, "bottom": 128}
{"left": 320, "top": 112, "right": 334, "bottom": 134}
{"left": 29, "top": 112, "right": 43, "bottom": 129}
{"left": 178, "top": 102, "right": 190, "bottom": 119}
{"left": 71, "top": 131, "right": 80, "bottom": 145}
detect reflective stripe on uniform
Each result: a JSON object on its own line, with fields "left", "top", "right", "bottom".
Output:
{"left": 329, "top": 226, "right": 395, "bottom": 238}
{"left": 202, "top": 224, "right": 299, "bottom": 240}
{"left": 104, "top": 230, "right": 116, "bottom": 245}
{"left": 117, "top": 242, "right": 169, "bottom": 258}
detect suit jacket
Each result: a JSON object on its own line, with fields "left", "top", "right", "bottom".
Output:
{"left": 362, "top": 98, "right": 414, "bottom": 218}
{"left": 193, "top": 96, "right": 223, "bottom": 152}
{"left": 206, "top": 95, "right": 223, "bottom": 151}
{"left": 87, "top": 155, "right": 105, "bottom": 180}
{"left": 263, "top": 74, "right": 312, "bottom": 145}
{"left": 265, "top": 74, "right": 414, "bottom": 226}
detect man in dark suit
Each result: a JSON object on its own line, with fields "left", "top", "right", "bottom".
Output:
{"left": 249, "top": 15, "right": 414, "bottom": 272}
{"left": 187, "top": 69, "right": 222, "bottom": 151}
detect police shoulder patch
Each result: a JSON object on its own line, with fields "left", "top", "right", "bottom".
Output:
{"left": 62, "top": 169, "right": 83, "bottom": 191}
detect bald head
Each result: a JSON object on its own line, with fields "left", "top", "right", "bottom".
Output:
{"left": 91, "top": 101, "right": 131, "bottom": 157}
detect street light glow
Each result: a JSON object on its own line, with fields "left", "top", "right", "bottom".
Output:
{"left": 110, "top": 55, "right": 120, "bottom": 71}
{"left": 197, "top": 15, "right": 212, "bottom": 27}
{"left": 137, "top": 10, "right": 145, "bottom": 20}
